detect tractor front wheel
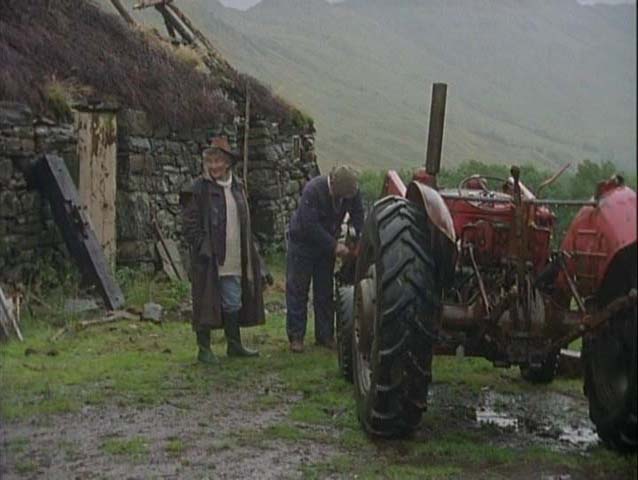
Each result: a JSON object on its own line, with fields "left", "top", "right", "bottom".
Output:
{"left": 584, "top": 244, "right": 637, "bottom": 452}
{"left": 352, "top": 197, "right": 440, "bottom": 437}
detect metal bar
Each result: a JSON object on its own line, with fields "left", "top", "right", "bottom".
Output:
{"left": 552, "top": 289, "right": 637, "bottom": 350}
{"left": 425, "top": 83, "right": 447, "bottom": 177}
{"left": 467, "top": 244, "right": 491, "bottom": 314}
{"left": 558, "top": 254, "right": 587, "bottom": 314}
{"left": 529, "top": 199, "right": 597, "bottom": 206}
{"left": 536, "top": 162, "right": 571, "bottom": 197}
{"left": 440, "top": 193, "right": 597, "bottom": 207}
{"left": 440, "top": 194, "right": 513, "bottom": 203}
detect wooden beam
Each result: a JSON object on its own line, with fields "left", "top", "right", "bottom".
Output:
{"left": 156, "top": 4, "right": 193, "bottom": 44}
{"left": 133, "top": 0, "right": 172, "bottom": 10}
{"left": 166, "top": 3, "right": 220, "bottom": 56}
{"left": 242, "top": 88, "right": 250, "bottom": 191}
{"left": 34, "top": 154, "right": 125, "bottom": 311}
{"left": 110, "top": 0, "right": 137, "bottom": 26}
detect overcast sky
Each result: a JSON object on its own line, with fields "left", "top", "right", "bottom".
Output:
{"left": 219, "top": 0, "right": 635, "bottom": 10}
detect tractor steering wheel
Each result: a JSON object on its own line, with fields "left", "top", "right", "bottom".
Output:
{"left": 457, "top": 175, "right": 509, "bottom": 195}
{"left": 456, "top": 175, "right": 513, "bottom": 211}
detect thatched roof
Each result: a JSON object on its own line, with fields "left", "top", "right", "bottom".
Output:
{"left": 0, "top": 0, "right": 299, "bottom": 129}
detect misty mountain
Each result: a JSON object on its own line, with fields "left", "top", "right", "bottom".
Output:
{"left": 108, "top": 0, "right": 637, "bottom": 172}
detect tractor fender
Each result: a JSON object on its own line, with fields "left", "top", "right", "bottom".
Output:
{"left": 560, "top": 185, "right": 637, "bottom": 297}
{"left": 381, "top": 170, "right": 407, "bottom": 197}
{"left": 406, "top": 181, "right": 457, "bottom": 287}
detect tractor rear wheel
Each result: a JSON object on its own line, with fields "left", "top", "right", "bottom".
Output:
{"left": 352, "top": 197, "right": 440, "bottom": 437}
{"left": 336, "top": 285, "right": 354, "bottom": 382}
{"left": 584, "top": 244, "right": 637, "bottom": 452}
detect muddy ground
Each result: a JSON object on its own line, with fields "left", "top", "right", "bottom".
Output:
{"left": 1, "top": 373, "right": 629, "bottom": 479}
{"left": 0, "top": 272, "right": 635, "bottom": 479}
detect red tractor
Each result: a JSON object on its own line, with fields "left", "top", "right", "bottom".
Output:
{"left": 336, "top": 83, "right": 637, "bottom": 452}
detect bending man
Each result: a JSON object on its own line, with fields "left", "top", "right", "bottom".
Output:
{"left": 286, "top": 165, "right": 364, "bottom": 353}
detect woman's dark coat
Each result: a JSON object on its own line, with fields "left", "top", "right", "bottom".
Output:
{"left": 183, "top": 176, "right": 265, "bottom": 331}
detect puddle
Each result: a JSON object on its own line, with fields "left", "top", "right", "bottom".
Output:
{"left": 474, "top": 389, "right": 599, "bottom": 450}
{"left": 476, "top": 406, "right": 519, "bottom": 430}
{"left": 558, "top": 424, "right": 599, "bottom": 448}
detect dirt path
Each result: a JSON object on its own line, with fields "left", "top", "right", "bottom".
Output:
{"left": 1, "top": 378, "right": 618, "bottom": 480}
{"left": 0, "top": 378, "right": 337, "bottom": 480}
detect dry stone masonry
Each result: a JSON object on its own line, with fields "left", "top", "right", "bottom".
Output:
{"left": 0, "top": 102, "right": 74, "bottom": 284}
{"left": 0, "top": 103, "right": 319, "bottom": 285}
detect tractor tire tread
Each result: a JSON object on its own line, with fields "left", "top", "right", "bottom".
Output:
{"left": 355, "top": 197, "right": 439, "bottom": 438}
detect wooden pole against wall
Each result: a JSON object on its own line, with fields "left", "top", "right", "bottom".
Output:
{"left": 243, "top": 85, "right": 251, "bottom": 191}
{"left": 110, "top": 0, "right": 137, "bottom": 26}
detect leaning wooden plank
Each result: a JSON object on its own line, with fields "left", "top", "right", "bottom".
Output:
{"left": 0, "top": 286, "right": 22, "bottom": 340}
{"left": 156, "top": 240, "right": 179, "bottom": 281}
{"left": 153, "top": 218, "right": 186, "bottom": 281}
{"left": 10, "top": 312, "right": 23, "bottom": 341}
{"left": 163, "top": 240, "right": 187, "bottom": 281}
{"left": 0, "top": 302, "right": 10, "bottom": 338}
{"left": 34, "top": 154, "right": 125, "bottom": 310}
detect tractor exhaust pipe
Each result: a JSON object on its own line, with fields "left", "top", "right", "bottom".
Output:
{"left": 425, "top": 82, "right": 448, "bottom": 180}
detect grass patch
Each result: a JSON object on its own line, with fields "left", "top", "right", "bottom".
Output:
{"left": 165, "top": 438, "right": 185, "bottom": 457}
{"left": 1, "top": 256, "right": 636, "bottom": 479}
{"left": 262, "top": 423, "right": 306, "bottom": 442}
{"left": 101, "top": 436, "right": 148, "bottom": 459}
{"left": 14, "top": 459, "right": 39, "bottom": 475}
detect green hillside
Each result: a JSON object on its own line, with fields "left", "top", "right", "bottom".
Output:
{"left": 102, "top": 0, "right": 636, "bottom": 173}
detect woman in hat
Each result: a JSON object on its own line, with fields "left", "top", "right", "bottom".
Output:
{"left": 183, "top": 136, "right": 264, "bottom": 364}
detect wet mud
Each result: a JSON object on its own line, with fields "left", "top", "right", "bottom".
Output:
{"left": 0, "top": 375, "right": 621, "bottom": 479}
{"left": 0, "top": 379, "right": 335, "bottom": 480}
{"left": 473, "top": 388, "right": 597, "bottom": 450}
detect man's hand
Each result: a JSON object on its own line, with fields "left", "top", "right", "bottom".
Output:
{"left": 335, "top": 242, "right": 350, "bottom": 259}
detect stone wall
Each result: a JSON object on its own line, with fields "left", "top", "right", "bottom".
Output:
{"left": 114, "top": 110, "right": 216, "bottom": 272}
{"left": 0, "top": 102, "right": 76, "bottom": 284}
{"left": 115, "top": 111, "right": 319, "bottom": 270}
{"left": 244, "top": 120, "right": 319, "bottom": 246}
{"left": 0, "top": 103, "right": 319, "bottom": 284}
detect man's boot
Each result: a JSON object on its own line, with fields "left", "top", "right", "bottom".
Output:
{"left": 223, "top": 311, "right": 259, "bottom": 357}
{"left": 196, "top": 330, "right": 219, "bottom": 365}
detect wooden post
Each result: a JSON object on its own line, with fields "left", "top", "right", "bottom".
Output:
{"left": 166, "top": 3, "right": 215, "bottom": 52}
{"left": 425, "top": 82, "right": 447, "bottom": 178}
{"left": 110, "top": 0, "right": 137, "bottom": 27}
{"left": 243, "top": 88, "right": 251, "bottom": 190}
{"left": 133, "top": 0, "right": 173, "bottom": 9}
{"left": 156, "top": 5, "right": 194, "bottom": 44}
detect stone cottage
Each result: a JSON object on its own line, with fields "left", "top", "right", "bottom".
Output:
{"left": 0, "top": 0, "right": 319, "bottom": 286}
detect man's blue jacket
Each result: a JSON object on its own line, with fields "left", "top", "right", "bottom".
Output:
{"left": 288, "top": 175, "right": 364, "bottom": 257}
